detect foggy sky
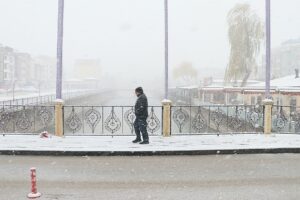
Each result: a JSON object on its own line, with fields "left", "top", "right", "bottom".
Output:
{"left": 0, "top": 0, "right": 300, "bottom": 88}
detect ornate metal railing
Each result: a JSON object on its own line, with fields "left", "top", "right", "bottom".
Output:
{"left": 0, "top": 95, "right": 55, "bottom": 107}
{"left": 272, "top": 105, "right": 300, "bottom": 133}
{"left": 63, "top": 106, "right": 162, "bottom": 135}
{"left": 0, "top": 89, "right": 98, "bottom": 106}
{"left": 4, "top": 104, "right": 300, "bottom": 135}
{"left": 0, "top": 105, "right": 55, "bottom": 134}
{"left": 171, "top": 105, "right": 264, "bottom": 134}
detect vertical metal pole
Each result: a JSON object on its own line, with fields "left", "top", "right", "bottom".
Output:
{"left": 12, "top": 81, "right": 15, "bottom": 101}
{"left": 265, "top": 0, "right": 271, "bottom": 99}
{"left": 164, "top": 0, "right": 169, "bottom": 99}
{"left": 56, "top": 0, "right": 64, "bottom": 100}
{"left": 38, "top": 81, "right": 41, "bottom": 98}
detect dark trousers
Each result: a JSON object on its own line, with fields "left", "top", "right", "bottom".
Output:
{"left": 134, "top": 118, "right": 149, "bottom": 141}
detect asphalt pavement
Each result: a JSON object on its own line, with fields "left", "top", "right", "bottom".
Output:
{"left": 1, "top": 154, "right": 300, "bottom": 200}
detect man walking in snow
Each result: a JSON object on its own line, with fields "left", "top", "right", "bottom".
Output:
{"left": 132, "top": 87, "right": 149, "bottom": 144}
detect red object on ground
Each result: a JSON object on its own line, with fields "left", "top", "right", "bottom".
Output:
{"left": 40, "top": 131, "right": 49, "bottom": 138}
{"left": 27, "top": 167, "right": 42, "bottom": 199}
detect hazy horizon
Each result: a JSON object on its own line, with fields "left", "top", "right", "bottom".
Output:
{"left": 1, "top": 0, "right": 300, "bottom": 89}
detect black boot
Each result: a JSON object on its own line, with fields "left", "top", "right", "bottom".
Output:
{"left": 132, "top": 138, "right": 142, "bottom": 143}
{"left": 139, "top": 141, "right": 149, "bottom": 144}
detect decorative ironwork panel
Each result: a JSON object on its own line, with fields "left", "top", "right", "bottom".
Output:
{"left": 246, "top": 105, "right": 263, "bottom": 130}
{"left": 65, "top": 107, "right": 82, "bottom": 134}
{"left": 228, "top": 106, "right": 244, "bottom": 132}
{"left": 172, "top": 107, "right": 189, "bottom": 133}
{"left": 210, "top": 107, "right": 226, "bottom": 132}
{"left": 85, "top": 108, "right": 101, "bottom": 133}
{"left": 0, "top": 106, "right": 55, "bottom": 134}
{"left": 291, "top": 111, "right": 300, "bottom": 133}
{"left": 15, "top": 108, "right": 33, "bottom": 132}
{"left": 0, "top": 109, "right": 12, "bottom": 133}
{"left": 147, "top": 107, "right": 160, "bottom": 134}
{"left": 124, "top": 107, "right": 136, "bottom": 134}
{"left": 104, "top": 107, "right": 121, "bottom": 134}
{"left": 63, "top": 106, "right": 162, "bottom": 135}
{"left": 37, "top": 106, "right": 53, "bottom": 129}
{"left": 171, "top": 105, "right": 264, "bottom": 134}
{"left": 273, "top": 106, "right": 287, "bottom": 131}
{"left": 192, "top": 107, "right": 207, "bottom": 132}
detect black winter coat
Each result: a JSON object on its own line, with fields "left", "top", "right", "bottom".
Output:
{"left": 134, "top": 93, "right": 148, "bottom": 119}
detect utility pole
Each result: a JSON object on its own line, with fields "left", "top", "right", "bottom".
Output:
{"left": 56, "top": 0, "right": 64, "bottom": 100}
{"left": 164, "top": 0, "right": 169, "bottom": 99}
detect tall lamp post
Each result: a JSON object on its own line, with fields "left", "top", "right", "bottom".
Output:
{"left": 164, "top": 0, "right": 169, "bottom": 99}
{"left": 263, "top": 0, "right": 273, "bottom": 134}
{"left": 55, "top": 0, "right": 64, "bottom": 137}
{"left": 56, "top": 0, "right": 64, "bottom": 100}
{"left": 265, "top": 0, "right": 271, "bottom": 99}
{"left": 162, "top": 0, "right": 172, "bottom": 137}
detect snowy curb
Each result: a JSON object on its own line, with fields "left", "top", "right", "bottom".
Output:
{"left": 1, "top": 148, "right": 300, "bottom": 156}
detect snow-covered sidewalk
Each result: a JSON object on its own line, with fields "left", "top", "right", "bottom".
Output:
{"left": 1, "top": 134, "right": 300, "bottom": 155}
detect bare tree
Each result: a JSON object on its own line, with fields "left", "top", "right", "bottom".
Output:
{"left": 173, "top": 62, "right": 198, "bottom": 85}
{"left": 224, "top": 4, "right": 264, "bottom": 87}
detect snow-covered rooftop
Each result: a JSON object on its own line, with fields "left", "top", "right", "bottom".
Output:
{"left": 176, "top": 85, "right": 199, "bottom": 89}
{"left": 250, "top": 75, "right": 300, "bottom": 88}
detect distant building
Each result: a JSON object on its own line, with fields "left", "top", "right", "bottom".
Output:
{"left": 14, "top": 52, "right": 34, "bottom": 83}
{"left": 0, "top": 44, "right": 56, "bottom": 92}
{"left": 74, "top": 59, "right": 101, "bottom": 80}
{"left": 256, "top": 38, "right": 300, "bottom": 80}
{"left": 33, "top": 56, "right": 56, "bottom": 89}
{"left": 0, "top": 45, "right": 15, "bottom": 89}
{"left": 202, "top": 77, "right": 261, "bottom": 88}
{"left": 244, "top": 71, "right": 300, "bottom": 107}
{"left": 171, "top": 71, "right": 300, "bottom": 108}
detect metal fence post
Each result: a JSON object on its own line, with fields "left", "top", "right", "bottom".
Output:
{"left": 263, "top": 99, "right": 273, "bottom": 134}
{"left": 162, "top": 99, "right": 172, "bottom": 137}
{"left": 55, "top": 99, "right": 64, "bottom": 136}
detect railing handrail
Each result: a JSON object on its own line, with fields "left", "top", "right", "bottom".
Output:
{"left": 0, "top": 89, "right": 98, "bottom": 106}
{"left": 63, "top": 105, "right": 163, "bottom": 108}
{"left": 171, "top": 104, "right": 260, "bottom": 107}
{"left": 1, "top": 105, "right": 55, "bottom": 108}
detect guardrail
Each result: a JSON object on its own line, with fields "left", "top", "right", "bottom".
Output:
{"left": 171, "top": 105, "right": 264, "bottom": 134}
{"left": 63, "top": 106, "right": 163, "bottom": 136}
